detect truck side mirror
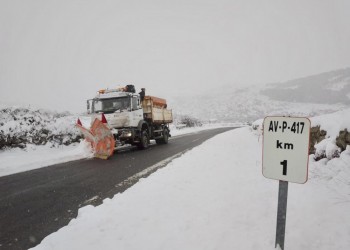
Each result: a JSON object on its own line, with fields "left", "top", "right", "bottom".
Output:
{"left": 87, "top": 100, "right": 92, "bottom": 114}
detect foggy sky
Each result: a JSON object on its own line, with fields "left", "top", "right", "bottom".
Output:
{"left": 1, "top": 0, "right": 350, "bottom": 112}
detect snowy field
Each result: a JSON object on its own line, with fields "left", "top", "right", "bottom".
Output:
{"left": 25, "top": 109, "right": 350, "bottom": 250}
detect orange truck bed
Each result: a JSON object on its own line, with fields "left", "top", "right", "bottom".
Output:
{"left": 144, "top": 96, "right": 167, "bottom": 108}
{"left": 142, "top": 96, "right": 173, "bottom": 123}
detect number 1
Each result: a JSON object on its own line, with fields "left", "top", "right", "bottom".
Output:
{"left": 280, "top": 160, "right": 287, "bottom": 175}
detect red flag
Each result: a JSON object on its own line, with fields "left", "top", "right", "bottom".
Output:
{"left": 77, "top": 118, "right": 82, "bottom": 126}
{"left": 101, "top": 113, "right": 107, "bottom": 124}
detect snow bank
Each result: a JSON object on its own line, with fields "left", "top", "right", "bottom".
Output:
{"left": 0, "top": 106, "right": 81, "bottom": 149}
{"left": 169, "top": 122, "right": 243, "bottom": 137}
{"left": 31, "top": 127, "right": 350, "bottom": 250}
{"left": 314, "top": 137, "right": 341, "bottom": 160}
{"left": 310, "top": 108, "right": 350, "bottom": 159}
{"left": 0, "top": 141, "right": 94, "bottom": 176}
{"left": 310, "top": 108, "right": 350, "bottom": 137}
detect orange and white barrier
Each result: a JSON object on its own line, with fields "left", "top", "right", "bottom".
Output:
{"left": 76, "top": 116, "right": 115, "bottom": 159}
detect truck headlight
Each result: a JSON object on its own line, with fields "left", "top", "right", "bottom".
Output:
{"left": 121, "top": 130, "right": 132, "bottom": 137}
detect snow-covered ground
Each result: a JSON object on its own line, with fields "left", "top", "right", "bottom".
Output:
{"left": 1, "top": 108, "right": 349, "bottom": 249}
{"left": 0, "top": 141, "right": 94, "bottom": 177}
{"left": 24, "top": 110, "right": 350, "bottom": 250}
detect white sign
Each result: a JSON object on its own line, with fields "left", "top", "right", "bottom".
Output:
{"left": 262, "top": 116, "right": 311, "bottom": 184}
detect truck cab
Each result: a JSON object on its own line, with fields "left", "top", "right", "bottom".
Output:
{"left": 87, "top": 91, "right": 143, "bottom": 129}
{"left": 85, "top": 86, "right": 172, "bottom": 149}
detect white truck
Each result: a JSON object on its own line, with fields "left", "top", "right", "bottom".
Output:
{"left": 77, "top": 85, "right": 173, "bottom": 159}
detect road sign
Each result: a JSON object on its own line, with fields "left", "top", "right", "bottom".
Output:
{"left": 262, "top": 116, "right": 311, "bottom": 184}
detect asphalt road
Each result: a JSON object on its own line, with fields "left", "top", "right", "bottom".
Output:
{"left": 0, "top": 127, "right": 236, "bottom": 250}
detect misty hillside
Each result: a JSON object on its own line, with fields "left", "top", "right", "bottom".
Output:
{"left": 169, "top": 68, "right": 350, "bottom": 123}
{"left": 262, "top": 67, "right": 350, "bottom": 104}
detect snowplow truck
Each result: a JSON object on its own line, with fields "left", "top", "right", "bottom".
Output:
{"left": 76, "top": 85, "right": 173, "bottom": 159}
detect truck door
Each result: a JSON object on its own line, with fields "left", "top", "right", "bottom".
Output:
{"left": 130, "top": 95, "right": 143, "bottom": 127}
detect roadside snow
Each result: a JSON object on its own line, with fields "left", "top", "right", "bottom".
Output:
{"left": 0, "top": 106, "right": 348, "bottom": 249}
{"left": 0, "top": 141, "right": 93, "bottom": 177}
{"left": 0, "top": 106, "right": 81, "bottom": 149}
{"left": 0, "top": 124, "right": 238, "bottom": 177}
{"left": 311, "top": 108, "right": 350, "bottom": 137}
{"left": 310, "top": 108, "right": 350, "bottom": 159}
{"left": 30, "top": 127, "right": 350, "bottom": 250}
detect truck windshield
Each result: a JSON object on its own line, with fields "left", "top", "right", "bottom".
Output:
{"left": 92, "top": 97, "right": 130, "bottom": 113}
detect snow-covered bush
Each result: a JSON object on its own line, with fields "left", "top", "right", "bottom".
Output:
{"left": 314, "top": 137, "right": 341, "bottom": 161}
{"left": 336, "top": 129, "right": 350, "bottom": 151}
{"left": 176, "top": 115, "right": 202, "bottom": 128}
{"left": 0, "top": 107, "right": 82, "bottom": 149}
{"left": 309, "top": 126, "right": 327, "bottom": 155}
{"left": 251, "top": 118, "right": 263, "bottom": 130}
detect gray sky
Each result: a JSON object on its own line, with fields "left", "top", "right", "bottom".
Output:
{"left": 1, "top": 0, "right": 350, "bottom": 112}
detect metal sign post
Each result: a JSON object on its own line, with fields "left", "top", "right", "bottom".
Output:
{"left": 262, "top": 116, "right": 311, "bottom": 250}
{"left": 275, "top": 181, "right": 288, "bottom": 250}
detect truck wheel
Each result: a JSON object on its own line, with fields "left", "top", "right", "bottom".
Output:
{"left": 138, "top": 131, "right": 149, "bottom": 149}
{"left": 156, "top": 128, "right": 169, "bottom": 145}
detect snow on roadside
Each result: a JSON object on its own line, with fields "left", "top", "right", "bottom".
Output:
{"left": 0, "top": 141, "right": 94, "bottom": 177}
{"left": 0, "top": 123, "right": 239, "bottom": 177}
{"left": 169, "top": 122, "right": 243, "bottom": 137}
{"left": 31, "top": 127, "right": 350, "bottom": 250}
{"left": 311, "top": 108, "right": 350, "bottom": 137}
{"left": 0, "top": 106, "right": 82, "bottom": 149}
{"left": 310, "top": 108, "right": 350, "bottom": 159}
